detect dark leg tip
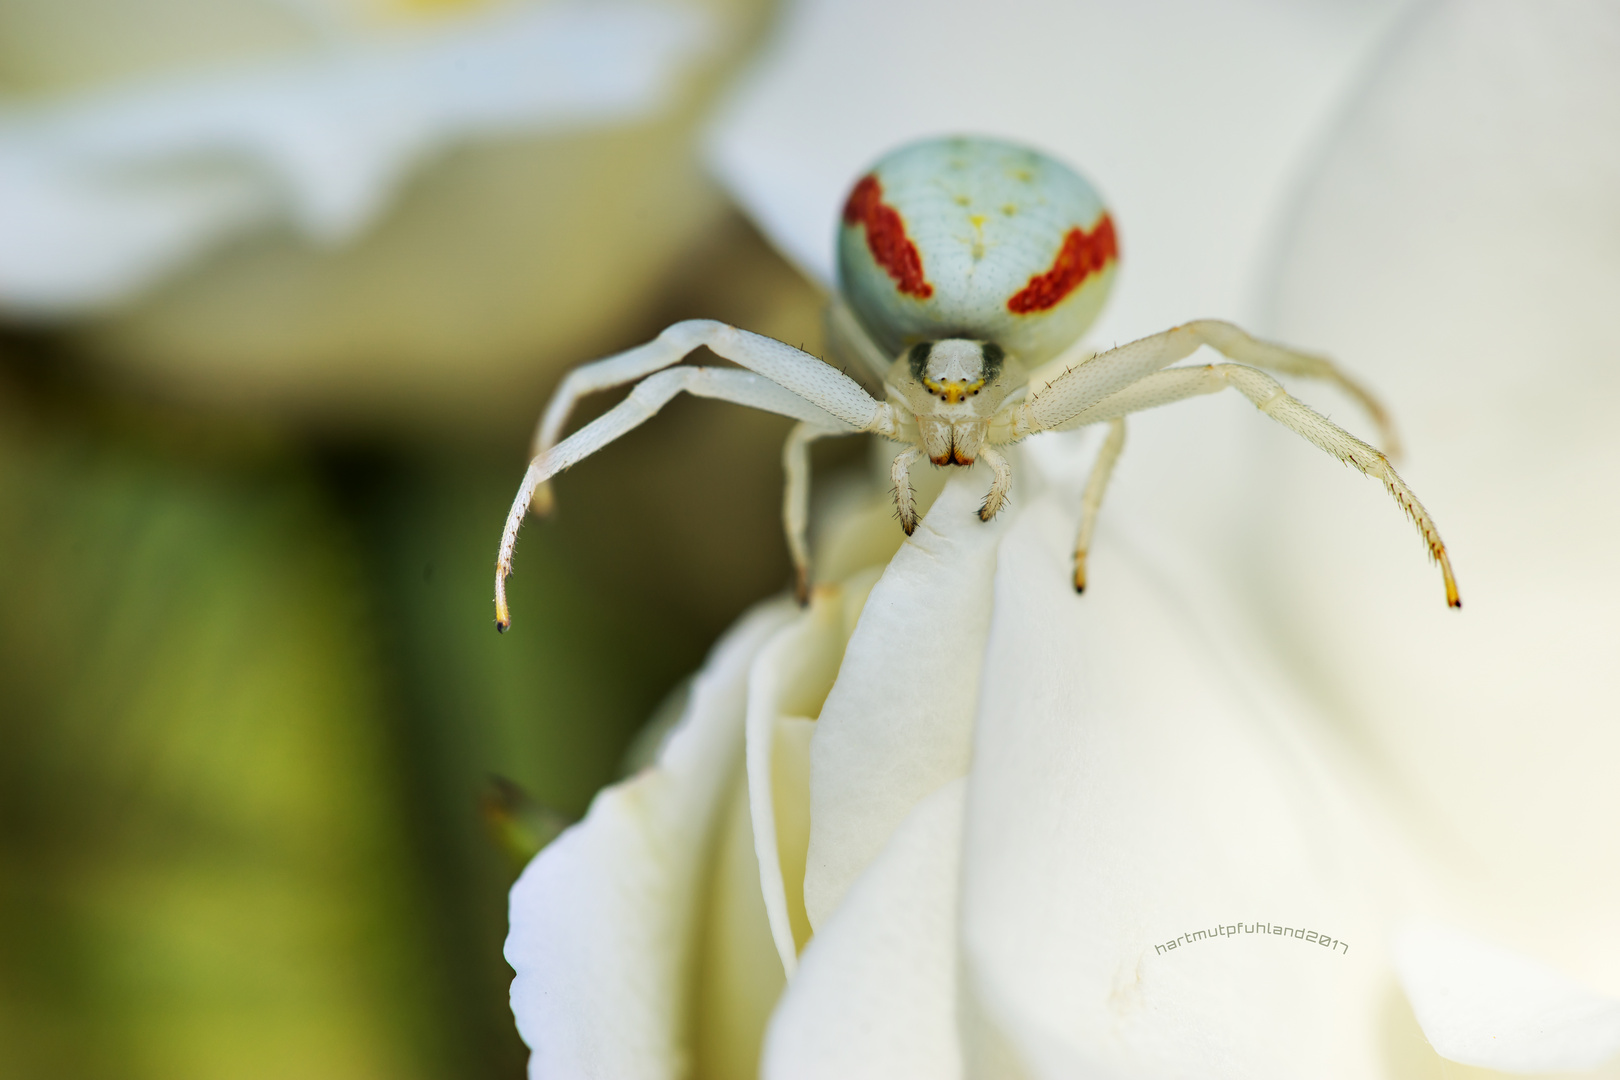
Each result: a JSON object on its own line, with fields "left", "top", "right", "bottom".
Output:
{"left": 495, "top": 620, "right": 510, "bottom": 634}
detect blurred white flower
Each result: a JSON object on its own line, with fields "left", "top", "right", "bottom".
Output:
{"left": 505, "top": 0, "right": 1620, "bottom": 1077}
{"left": 0, "top": 0, "right": 715, "bottom": 313}
{"left": 0, "top": 0, "right": 770, "bottom": 425}
{"left": 706, "top": 0, "right": 1411, "bottom": 338}
{"left": 1251, "top": 0, "right": 1620, "bottom": 1071}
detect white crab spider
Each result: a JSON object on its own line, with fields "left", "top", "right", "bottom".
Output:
{"left": 494, "top": 136, "right": 1458, "bottom": 630}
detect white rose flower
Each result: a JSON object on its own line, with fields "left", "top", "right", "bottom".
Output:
{"left": 507, "top": 456, "right": 1432, "bottom": 1079}
{"left": 506, "top": 0, "right": 1620, "bottom": 1076}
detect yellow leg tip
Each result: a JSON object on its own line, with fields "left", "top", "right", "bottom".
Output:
{"left": 1438, "top": 552, "right": 1461, "bottom": 609}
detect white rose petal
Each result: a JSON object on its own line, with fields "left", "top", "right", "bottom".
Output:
{"left": 959, "top": 489, "right": 1395, "bottom": 1079}
{"left": 803, "top": 476, "right": 1008, "bottom": 929}
{"left": 762, "top": 779, "right": 967, "bottom": 1080}
{"left": 1258, "top": 0, "right": 1620, "bottom": 1006}
{"left": 1394, "top": 921, "right": 1620, "bottom": 1073}
{"left": 693, "top": 737, "right": 790, "bottom": 1080}
{"left": 746, "top": 581, "right": 878, "bottom": 973}
{"left": 506, "top": 601, "right": 792, "bottom": 1079}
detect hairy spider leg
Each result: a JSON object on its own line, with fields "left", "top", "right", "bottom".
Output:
{"left": 1014, "top": 320, "right": 1396, "bottom": 452}
{"left": 783, "top": 421, "right": 859, "bottom": 603}
{"left": 889, "top": 446, "right": 925, "bottom": 534}
{"left": 526, "top": 319, "right": 890, "bottom": 514}
{"left": 495, "top": 363, "right": 864, "bottom": 630}
{"left": 1073, "top": 418, "right": 1126, "bottom": 593}
{"left": 1189, "top": 322, "right": 1403, "bottom": 459}
{"left": 1046, "top": 362, "right": 1460, "bottom": 608}
{"left": 977, "top": 445, "right": 1014, "bottom": 522}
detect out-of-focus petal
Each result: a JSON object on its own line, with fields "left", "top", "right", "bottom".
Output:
{"left": 693, "top": 755, "right": 788, "bottom": 1080}
{"left": 1394, "top": 921, "right": 1620, "bottom": 1073}
{"left": 959, "top": 489, "right": 1398, "bottom": 1079}
{"left": 1258, "top": 0, "right": 1620, "bottom": 984}
{"left": 0, "top": 0, "right": 716, "bottom": 313}
{"left": 802, "top": 475, "right": 1006, "bottom": 929}
{"left": 745, "top": 579, "right": 877, "bottom": 973}
{"left": 762, "top": 780, "right": 966, "bottom": 1080}
{"left": 506, "top": 600, "right": 793, "bottom": 1079}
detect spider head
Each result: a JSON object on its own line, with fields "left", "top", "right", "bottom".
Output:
{"left": 909, "top": 339, "right": 1003, "bottom": 404}
{"left": 892, "top": 338, "right": 1020, "bottom": 421}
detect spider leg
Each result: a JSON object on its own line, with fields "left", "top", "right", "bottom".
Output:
{"left": 527, "top": 319, "right": 894, "bottom": 513}
{"left": 978, "top": 445, "right": 1013, "bottom": 522}
{"left": 783, "top": 422, "right": 856, "bottom": 604}
{"left": 1073, "top": 418, "right": 1125, "bottom": 593}
{"left": 1040, "top": 363, "right": 1460, "bottom": 608}
{"left": 889, "top": 446, "right": 924, "bottom": 535}
{"left": 1183, "top": 321, "right": 1402, "bottom": 458}
{"left": 1013, "top": 320, "right": 1396, "bottom": 453}
{"left": 496, "top": 365, "right": 861, "bottom": 630}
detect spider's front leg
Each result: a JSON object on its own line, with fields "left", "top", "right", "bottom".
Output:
{"left": 524, "top": 319, "right": 894, "bottom": 514}
{"left": 1073, "top": 418, "right": 1125, "bottom": 592}
{"left": 1011, "top": 320, "right": 1399, "bottom": 452}
{"left": 496, "top": 321, "right": 897, "bottom": 630}
{"left": 783, "top": 422, "right": 859, "bottom": 604}
{"left": 889, "top": 446, "right": 924, "bottom": 535}
{"left": 1010, "top": 320, "right": 1458, "bottom": 608}
{"left": 977, "top": 446, "right": 1013, "bottom": 522}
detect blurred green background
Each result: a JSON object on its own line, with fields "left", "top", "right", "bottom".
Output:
{"left": 0, "top": 218, "right": 832, "bottom": 1079}
{"left": 0, "top": 0, "right": 844, "bottom": 1074}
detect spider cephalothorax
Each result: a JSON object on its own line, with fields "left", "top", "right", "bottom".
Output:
{"left": 493, "top": 136, "right": 1458, "bottom": 629}
{"left": 895, "top": 340, "right": 1017, "bottom": 466}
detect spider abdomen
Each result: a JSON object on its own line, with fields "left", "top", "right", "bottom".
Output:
{"left": 837, "top": 136, "right": 1119, "bottom": 364}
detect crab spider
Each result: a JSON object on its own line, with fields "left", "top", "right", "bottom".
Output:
{"left": 494, "top": 136, "right": 1458, "bottom": 630}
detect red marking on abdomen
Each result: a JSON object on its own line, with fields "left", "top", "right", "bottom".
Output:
{"left": 843, "top": 174, "right": 934, "bottom": 299}
{"left": 1006, "top": 214, "right": 1118, "bottom": 314}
